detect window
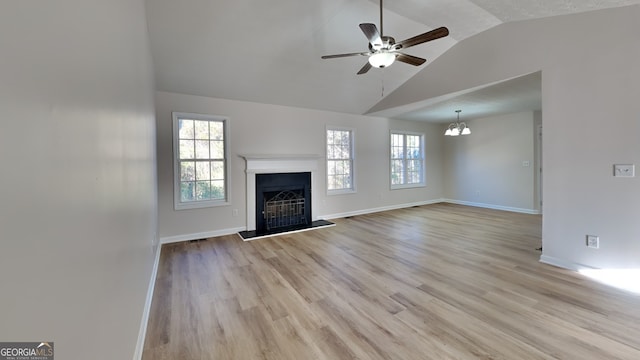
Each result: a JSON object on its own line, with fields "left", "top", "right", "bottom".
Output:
{"left": 326, "top": 127, "right": 355, "bottom": 193}
{"left": 173, "top": 112, "right": 229, "bottom": 210}
{"left": 390, "top": 131, "right": 425, "bottom": 189}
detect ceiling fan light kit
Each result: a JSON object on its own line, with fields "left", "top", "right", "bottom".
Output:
{"left": 321, "top": 0, "right": 449, "bottom": 75}
{"left": 368, "top": 51, "right": 395, "bottom": 68}
{"left": 445, "top": 110, "right": 471, "bottom": 136}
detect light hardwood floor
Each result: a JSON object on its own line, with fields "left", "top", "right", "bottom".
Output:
{"left": 143, "top": 203, "right": 640, "bottom": 359}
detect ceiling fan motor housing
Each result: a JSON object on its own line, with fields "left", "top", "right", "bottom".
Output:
{"left": 369, "top": 36, "right": 396, "bottom": 51}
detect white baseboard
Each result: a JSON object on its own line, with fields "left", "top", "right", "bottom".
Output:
{"left": 442, "top": 199, "right": 540, "bottom": 215}
{"left": 160, "top": 227, "right": 246, "bottom": 244}
{"left": 320, "top": 199, "right": 445, "bottom": 220}
{"left": 133, "top": 244, "right": 162, "bottom": 360}
{"left": 539, "top": 255, "right": 596, "bottom": 271}
{"left": 159, "top": 198, "right": 537, "bottom": 245}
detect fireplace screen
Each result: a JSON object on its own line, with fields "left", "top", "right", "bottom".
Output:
{"left": 263, "top": 190, "right": 307, "bottom": 230}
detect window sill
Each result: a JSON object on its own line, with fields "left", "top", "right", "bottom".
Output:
{"left": 175, "top": 200, "right": 230, "bottom": 211}
{"left": 327, "top": 189, "right": 356, "bottom": 196}
{"left": 390, "top": 183, "right": 426, "bottom": 190}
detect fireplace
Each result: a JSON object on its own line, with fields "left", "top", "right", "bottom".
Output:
{"left": 256, "top": 172, "right": 311, "bottom": 232}
{"left": 238, "top": 154, "right": 334, "bottom": 240}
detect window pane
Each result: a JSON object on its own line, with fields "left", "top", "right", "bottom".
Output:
{"left": 195, "top": 181, "right": 211, "bottom": 200}
{"left": 391, "top": 160, "right": 404, "bottom": 185}
{"left": 194, "top": 120, "right": 210, "bottom": 140}
{"left": 407, "top": 136, "right": 420, "bottom": 159}
{"left": 342, "top": 160, "right": 351, "bottom": 175}
{"left": 327, "top": 130, "right": 335, "bottom": 144}
{"left": 180, "top": 161, "right": 195, "bottom": 181}
{"left": 196, "top": 161, "right": 211, "bottom": 181}
{"left": 327, "top": 145, "right": 335, "bottom": 159}
{"left": 179, "top": 119, "right": 194, "bottom": 139}
{"left": 211, "top": 140, "right": 224, "bottom": 159}
{"left": 327, "top": 161, "right": 336, "bottom": 176}
{"left": 392, "top": 146, "right": 403, "bottom": 159}
{"left": 392, "top": 159, "right": 404, "bottom": 174}
{"left": 406, "top": 135, "right": 415, "bottom": 147}
{"left": 409, "top": 172, "right": 421, "bottom": 184}
{"left": 179, "top": 140, "right": 194, "bottom": 159}
{"left": 210, "top": 122, "right": 224, "bottom": 140}
{"left": 415, "top": 159, "right": 423, "bottom": 172}
{"left": 180, "top": 182, "right": 195, "bottom": 202}
{"left": 391, "top": 134, "right": 403, "bottom": 148}
{"left": 211, "top": 180, "right": 225, "bottom": 199}
{"left": 343, "top": 175, "right": 352, "bottom": 189}
{"left": 211, "top": 161, "right": 225, "bottom": 180}
{"left": 195, "top": 140, "right": 209, "bottom": 159}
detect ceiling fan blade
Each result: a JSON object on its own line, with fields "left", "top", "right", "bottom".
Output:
{"left": 396, "top": 53, "right": 426, "bottom": 66}
{"left": 357, "top": 62, "right": 372, "bottom": 75}
{"left": 321, "top": 52, "right": 370, "bottom": 59}
{"left": 359, "top": 23, "right": 382, "bottom": 47}
{"left": 395, "top": 26, "right": 449, "bottom": 50}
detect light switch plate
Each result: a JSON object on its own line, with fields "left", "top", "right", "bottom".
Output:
{"left": 614, "top": 164, "right": 635, "bottom": 177}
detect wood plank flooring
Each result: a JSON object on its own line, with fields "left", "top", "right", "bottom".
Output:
{"left": 142, "top": 203, "right": 640, "bottom": 359}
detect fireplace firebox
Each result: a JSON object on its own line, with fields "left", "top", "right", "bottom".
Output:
{"left": 256, "top": 172, "right": 311, "bottom": 233}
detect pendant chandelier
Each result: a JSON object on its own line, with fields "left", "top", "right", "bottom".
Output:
{"left": 444, "top": 110, "right": 471, "bottom": 136}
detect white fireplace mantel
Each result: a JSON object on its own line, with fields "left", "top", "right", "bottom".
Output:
{"left": 240, "top": 154, "right": 321, "bottom": 232}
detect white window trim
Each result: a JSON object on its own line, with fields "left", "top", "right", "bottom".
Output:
{"left": 390, "top": 130, "right": 426, "bottom": 190}
{"left": 172, "top": 112, "right": 231, "bottom": 210}
{"left": 326, "top": 125, "right": 356, "bottom": 195}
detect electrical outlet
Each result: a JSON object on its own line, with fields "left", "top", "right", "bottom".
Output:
{"left": 586, "top": 235, "right": 599, "bottom": 249}
{"left": 232, "top": 209, "right": 239, "bottom": 217}
{"left": 614, "top": 164, "right": 635, "bottom": 177}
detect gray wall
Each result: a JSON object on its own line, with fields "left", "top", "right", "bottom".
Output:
{"left": 443, "top": 111, "right": 536, "bottom": 213}
{"left": 0, "top": 1, "right": 158, "bottom": 359}
{"left": 155, "top": 91, "right": 445, "bottom": 241}
{"left": 372, "top": 6, "right": 640, "bottom": 270}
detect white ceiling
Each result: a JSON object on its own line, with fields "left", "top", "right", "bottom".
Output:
{"left": 145, "top": 0, "right": 640, "bottom": 119}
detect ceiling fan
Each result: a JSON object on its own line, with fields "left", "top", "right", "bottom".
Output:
{"left": 321, "top": 0, "right": 449, "bottom": 75}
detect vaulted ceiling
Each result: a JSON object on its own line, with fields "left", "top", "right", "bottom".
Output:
{"left": 145, "top": 0, "right": 640, "bottom": 121}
